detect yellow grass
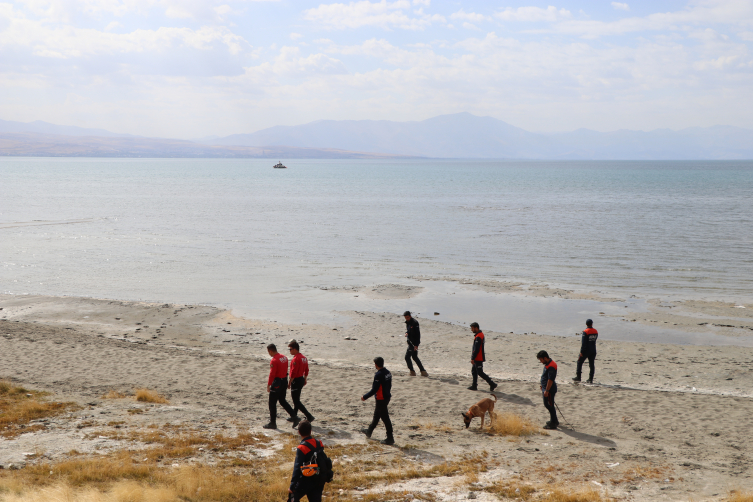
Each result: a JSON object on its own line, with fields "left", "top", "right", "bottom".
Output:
{"left": 101, "top": 390, "right": 127, "bottom": 399}
{"left": 487, "top": 412, "right": 540, "bottom": 437}
{"left": 0, "top": 380, "right": 76, "bottom": 438}
{"left": 729, "top": 490, "right": 753, "bottom": 502}
{"left": 133, "top": 389, "right": 168, "bottom": 404}
{"left": 485, "top": 481, "right": 604, "bottom": 502}
{"left": 543, "top": 487, "right": 603, "bottom": 502}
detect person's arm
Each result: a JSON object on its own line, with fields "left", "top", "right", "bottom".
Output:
{"left": 289, "top": 448, "right": 304, "bottom": 493}
{"left": 471, "top": 337, "right": 480, "bottom": 363}
{"left": 413, "top": 322, "right": 420, "bottom": 348}
{"left": 362, "top": 373, "right": 381, "bottom": 400}
{"left": 288, "top": 360, "right": 295, "bottom": 389}
{"left": 544, "top": 377, "right": 554, "bottom": 397}
{"left": 303, "top": 361, "right": 309, "bottom": 386}
{"left": 267, "top": 360, "right": 275, "bottom": 392}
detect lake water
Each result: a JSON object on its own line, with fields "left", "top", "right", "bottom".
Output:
{"left": 1, "top": 158, "right": 752, "bottom": 338}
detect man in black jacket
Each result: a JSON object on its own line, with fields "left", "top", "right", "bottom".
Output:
{"left": 573, "top": 319, "right": 598, "bottom": 383}
{"left": 288, "top": 420, "right": 325, "bottom": 502}
{"left": 469, "top": 322, "right": 497, "bottom": 391}
{"left": 360, "top": 356, "right": 394, "bottom": 445}
{"left": 403, "top": 311, "right": 428, "bottom": 377}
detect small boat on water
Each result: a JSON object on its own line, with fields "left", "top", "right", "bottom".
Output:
{"left": 273, "top": 161, "right": 287, "bottom": 169}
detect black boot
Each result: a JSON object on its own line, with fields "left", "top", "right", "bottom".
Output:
{"left": 572, "top": 376, "right": 581, "bottom": 382}
{"left": 489, "top": 382, "right": 498, "bottom": 392}
{"left": 263, "top": 422, "right": 277, "bottom": 429}
{"left": 381, "top": 437, "right": 395, "bottom": 445}
{"left": 467, "top": 385, "right": 477, "bottom": 391}
{"left": 360, "top": 428, "right": 373, "bottom": 439}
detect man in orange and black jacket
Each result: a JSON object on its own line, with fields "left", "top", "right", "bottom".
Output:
{"left": 468, "top": 322, "right": 497, "bottom": 392}
{"left": 360, "top": 356, "right": 394, "bottom": 445}
{"left": 573, "top": 319, "right": 598, "bottom": 384}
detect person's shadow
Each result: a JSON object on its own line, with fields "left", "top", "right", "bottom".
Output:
{"left": 490, "top": 390, "right": 535, "bottom": 406}
{"left": 557, "top": 427, "right": 617, "bottom": 448}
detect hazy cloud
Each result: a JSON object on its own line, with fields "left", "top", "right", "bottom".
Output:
{"left": 494, "top": 6, "right": 572, "bottom": 23}
{"left": 302, "top": 0, "right": 444, "bottom": 30}
{"left": 611, "top": 2, "right": 629, "bottom": 11}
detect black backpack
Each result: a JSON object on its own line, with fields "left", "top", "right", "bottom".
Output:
{"left": 298, "top": 438, "right": 334, "bottom": 485}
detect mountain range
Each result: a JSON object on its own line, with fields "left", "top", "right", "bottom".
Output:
{"left": 1, "top": 113, "right": 752, "bottom": 159}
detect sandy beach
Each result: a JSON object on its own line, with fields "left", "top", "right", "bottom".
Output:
{"left": 0, "top": 291, "right": 751, "bottom": 501}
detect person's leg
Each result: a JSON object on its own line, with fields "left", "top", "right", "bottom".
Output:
{"left": 380, "top": 399, "right": 393, "bottom": 439}
{"left": 405, "top": 347, "right": 415, "bottom": 372}
{"left": 268, "top": 391, "right": 278, "bottom": 425}
{"left": 475, "top": 362, "right": 495, "bottom": 386}
{"left": 410, "top": 351, "right": 426, "bottom": 372}
{"left": 588, "top": 354, "right": 595, "bottom": 381}
{"left": 368, "top": 403, "right": 381, "bottom": 434}
{"left": 470, "top": 363, "right": 478, "bottom": 388}
{"left": 277, "top": 387, "right": 295, "bottom": 417}
{"left": 293, "top": 388, "right": 314, "bottom": 421}
{"left": 575, "top": 354, "right": 586, "bottom": 379}
{"left": 545, "top": 391, "right": 558, "bottom": 425}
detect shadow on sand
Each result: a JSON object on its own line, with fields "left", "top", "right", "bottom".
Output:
{"left": 557, "top": 427, "right": 617, "bottom": 448}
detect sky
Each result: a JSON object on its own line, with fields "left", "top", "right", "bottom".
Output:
{"left": 1, "top": 0, "right": 752, "bottom": 138}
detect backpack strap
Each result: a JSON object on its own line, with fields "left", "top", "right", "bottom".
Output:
{"left": 297, "top": 438, "right": 320, "bottom": 455}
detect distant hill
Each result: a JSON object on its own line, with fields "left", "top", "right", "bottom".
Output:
{"left": 210, "top": 113, "right": 753, "bottom": 160}
{"left": 0, "top": 133, "right": 413, "bottom": 159}
{"left": 1, "top": 114, "right": 752, "bottom": 159}
{"left": 0, "top": 119, "right": 137, "bottom": 138}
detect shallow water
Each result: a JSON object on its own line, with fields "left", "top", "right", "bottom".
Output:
{"left": 1, "top": 157, "right": 752, "bottom": 340}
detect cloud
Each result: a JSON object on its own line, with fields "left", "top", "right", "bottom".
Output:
{"left": 290, "top": 32, "right": 303, "bottom": 40}
{"left": 494, "top": 6, "right": 572, "bottom": 23}
{"left": 611, "top": 2, "right": 629, "bottom": 11}
{"left": 450, "top": 9, "right": 489, "bottom": 23}
{"left": 302, "top": 0, "right": 444, "bottom": 30}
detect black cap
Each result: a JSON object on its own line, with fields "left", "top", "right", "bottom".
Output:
{"left": 403, "top": 311, "right": 411, "bottom": 316}
{"left": 586, "top": 319, "right": 593, "bottom": 326}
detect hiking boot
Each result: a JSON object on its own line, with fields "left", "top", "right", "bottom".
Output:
{"left": 409, "top": 370, "right": 417, "bottom": 376}
{"left": 291, "top": 416, "right": 302, "bottom": 428}
{"left": 543, "top": 423, "right": 558, "bottom": 430}
{"left": 381, "top": 437, "right": 395, "bottom": 445}
{"left": 420, "top": 370, "right": 429, "bottom": 377}
{"left": 586, "top": 379, "right": 593, "bottom": 384}
{"left": 360, "top": 428, "right": 372, "bottom": 439}
{"left": 262, "top": 422, "right": 277, "bottom": 430}
{"left": 489, "top": 382, "right": 498, "bottom": 392}
{"left": 286, "top": 415, "right": 298, "bottom": 422}
{"left": 305, "top": 415, "right": 315, "bottom": 423}
{"left": 572, "top": 376, "right": 581, "bottom": 382}
{"left": 467, "top": 385, "right": 477, "bottom": 391}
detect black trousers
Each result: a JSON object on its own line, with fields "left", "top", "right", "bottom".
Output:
{"left": 405, "top": 346, "right": 425, "bottom": 372}
{"left": 471, "top": 361, "right": 494, "bottom": 387}
{"left": 576, "top": 352, "right": 596, "bottom": 380}
{"left": 368, "top": 398, "right": 393, "bottom": 438}
{"left": 542, "top": 389, "right": 558, "bottom": 425}
{"left": 269, "top": 379, "right": 294, "bottom": 424}
{"left": 291, "top": 484, "right": 323, "bottom": 502}
{"left": 290, "top": 377, "right": 314, "bottom": 421}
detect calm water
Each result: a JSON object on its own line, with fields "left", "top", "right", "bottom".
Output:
{"left": 2, "top": 158, "right": 752, "bottom": 322}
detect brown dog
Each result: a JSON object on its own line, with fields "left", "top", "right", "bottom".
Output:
{"left": 462, "top": 394, "right": 497, "bottom": 429}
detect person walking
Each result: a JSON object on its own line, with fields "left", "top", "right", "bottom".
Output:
{"left": 264, "top": 343, "right": 299, "bottom": 429}
{"left": 468, "top": 322, "right": 497, "bottom": 392}
{"left": 287, "top": 340, "right": 315, "bottom": 426}
{"left": 537, "top": 350, "right": 559, "bottom": 430}
{"left": 288, "top": 420, "right": 325, "bottom": 502}
{"left": 573, "top": 319, "right": 598, "bottom": 383}
{"left": 403, "top": 311, "right": 428, "bottom": 377}
{"left": 360, "top": 356, "right": 394, "bottom": 445}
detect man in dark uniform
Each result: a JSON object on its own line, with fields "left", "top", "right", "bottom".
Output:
{"left": 403, "top": 311, "right": 428, "bottom": 377}
{"left": 264, "top": 343, "right": 299, "bottom": 429}
{"left": 468, "top": 322, "right": 497, "bottom": 392}
{"left": 537, "top": 350, "right": 559, "bottom": 430}
{"left": 573, "top": 319, "right": 598, "bottom": 383}
{"left": 287, "top": 340, "right": 315, "bottom": 426}
{"left": 360, "top": 356, "right": 394, "bottom": 445}
{"left": 288, "top": 420, "right": 325, "bottom": 502}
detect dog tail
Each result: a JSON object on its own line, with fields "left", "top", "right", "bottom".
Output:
{"left": 490, "top": 394, "right": 497, "bottom": 402}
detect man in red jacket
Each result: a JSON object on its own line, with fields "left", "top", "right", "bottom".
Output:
{"left": 468, "top": 322, "right": 497, "bottom": 392}
{"left": 264, "top": 343, "right": 299, "bottom": 429}
{"left": 287, "top": 340, "right": 315, "bottom": 426}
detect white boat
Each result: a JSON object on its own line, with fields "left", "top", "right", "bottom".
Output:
{"left": 273, "top": 162, "right": 287, "bottom": 169}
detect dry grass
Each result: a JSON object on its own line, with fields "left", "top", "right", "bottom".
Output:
{"left": 608, "top": 463, "right": 670, "bottom": 485}
{"left": 729, "top": 490, "right": 753, "bottom": 502}
{"left": 409, "top": 420, "right": 454, "bottom": 433}
{"left": 101, "top": 390, "right": 127, "bottom": 399}
{"left": 485, "top": 481, "right": 604, "bottom": 502}
{"left": 0, "top": 380, "right": 77, "bottom": 438}
{"left": 133, "top": 388, "right": 168, "bottom": 404}
{"left": 487, "top": 412, "right": 541, "bottom": 437}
